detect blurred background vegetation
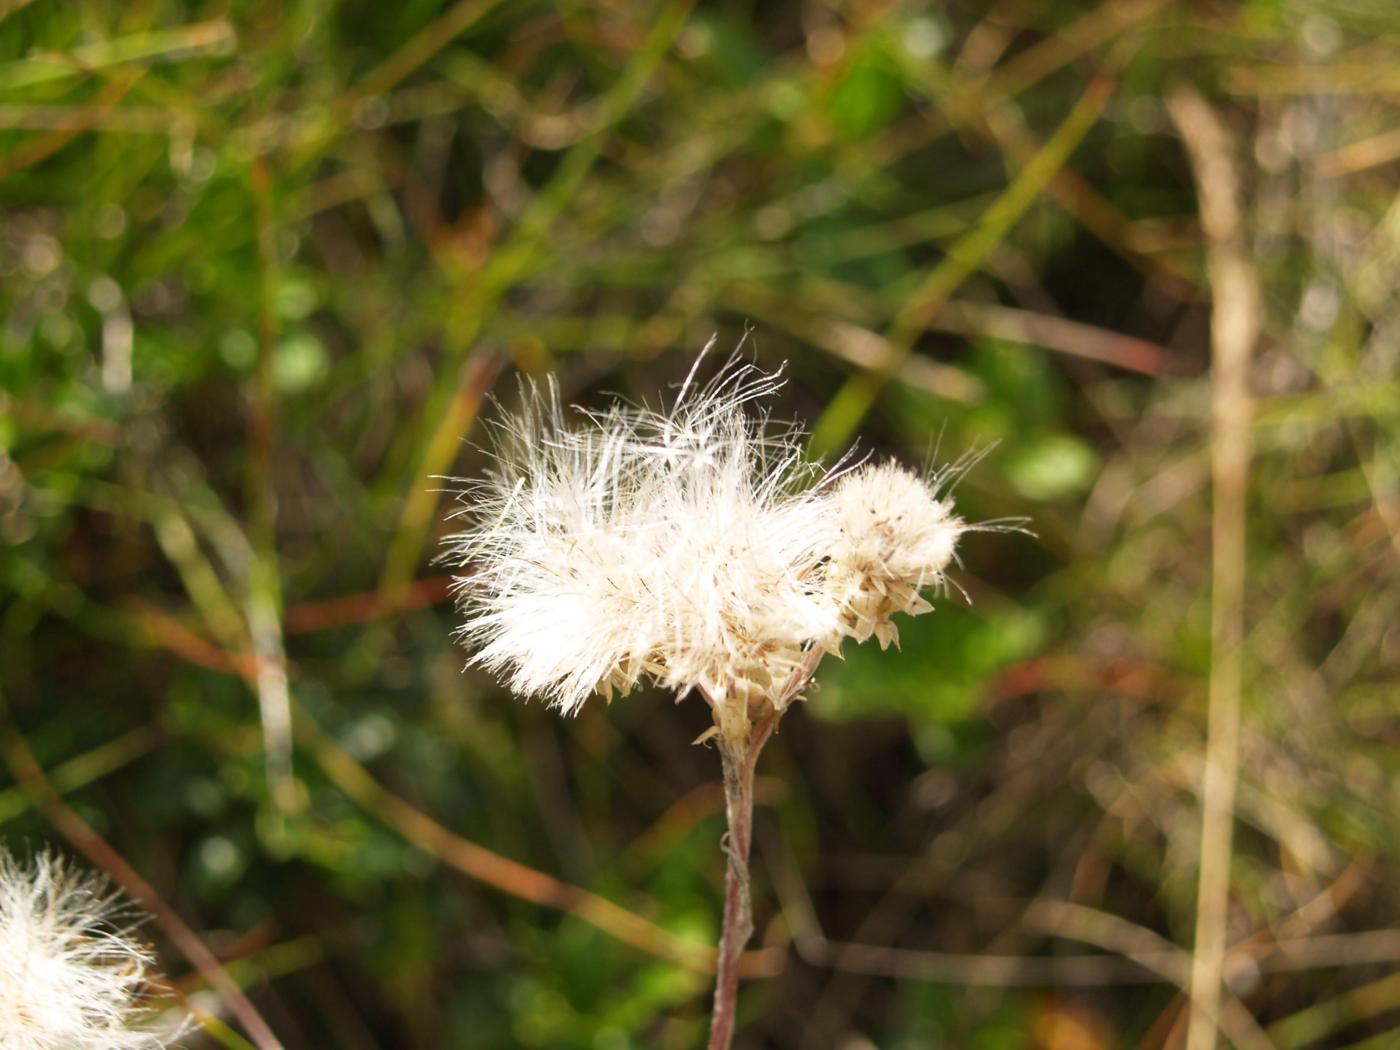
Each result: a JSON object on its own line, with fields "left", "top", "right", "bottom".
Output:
{"left": 3, "top": 0, "right": 1400, "bottom": 1047}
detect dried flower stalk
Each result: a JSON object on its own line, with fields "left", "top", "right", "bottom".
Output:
{"left": 446, "top": 345, "right": 988, "bottom": 1047}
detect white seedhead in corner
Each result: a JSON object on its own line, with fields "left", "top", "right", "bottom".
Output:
{"left": 445, "top": 345, "right": 1000, "bottom": 1050}
{"left": 0, "top": 849, "right": 175, "bottom": 1050}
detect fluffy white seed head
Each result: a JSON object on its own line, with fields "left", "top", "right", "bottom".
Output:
{"left": 0, "top": 850, "right": 171, "bottom": 1050}
{"left": 823, "top": 461, "right": 966, "bottom": 651}
{"left": 449, "top": 388, "right": 658, "bottom": 707}
{"left": 447, "top": 353, "right": 837, "bottom": 715}
{"left": 446, "top": 347, "right": 977, "bottom": 720}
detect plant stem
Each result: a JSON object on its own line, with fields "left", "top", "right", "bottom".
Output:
{"left": 706, "top": 649, "right": 820, "bottom": 1048}
{"left": 708, "top": 732, "right": 757, "bottom": 1050}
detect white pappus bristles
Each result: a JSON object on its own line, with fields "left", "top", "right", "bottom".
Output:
{"left": 444, "top": 345, "right": 975, "bottom": 727}
{"left": 0, "top": 849, "right": 172, "bottom": 1050}
{"left": 822, "top": 460, "right": 964, "bottom": 652}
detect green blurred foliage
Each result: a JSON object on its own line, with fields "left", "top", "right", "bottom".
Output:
{"left": 3, "top": 0, "right": 1400, "bottom": 1047}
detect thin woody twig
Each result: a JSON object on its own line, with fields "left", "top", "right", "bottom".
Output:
{"left": 707, "top": 646, "right": 823, "bottom": 1050}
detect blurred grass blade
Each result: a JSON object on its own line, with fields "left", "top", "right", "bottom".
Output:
{"left": 808, "top": 75, "right": 1115, "bottom": 458}
{"left": 0, "top": 19, "right": 234, "bottom": 90}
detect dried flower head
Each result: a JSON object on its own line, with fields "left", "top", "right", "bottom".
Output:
{"left": 0, "top": 849, "right": 171, "bottom": 1050}
{"left": 822, "top": 460, "right": 965, "bottom": 652}
{"left": 446, "top": 346, "right": 980, "bottom": 735}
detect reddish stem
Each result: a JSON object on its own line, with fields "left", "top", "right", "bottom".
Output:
{"left": 707, "top": 704, "right": 785, "bottom": 1049}
{"left": 708, "top": 734, "right": 756, "bottom": 1050}
{"left": 706, "top": 648, "right": 821, "bottom": 1048}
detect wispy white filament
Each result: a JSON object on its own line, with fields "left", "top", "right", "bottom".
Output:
{"left": 446, "top": 347, "right": 972, "bottom": 716}
{"left": 0, "top": 850, "right": 171, "bottom": 1050}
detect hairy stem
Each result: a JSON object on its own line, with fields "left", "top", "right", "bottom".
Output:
{"left": 708, "top": 733, "right": 757, "bottom": 1050}
{"left": 706, "top": 649, "right": 820, "bottom": 1049}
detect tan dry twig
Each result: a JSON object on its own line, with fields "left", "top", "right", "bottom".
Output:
{"left": 1166, "top": 84, "right": 1262, "bottom": 1050}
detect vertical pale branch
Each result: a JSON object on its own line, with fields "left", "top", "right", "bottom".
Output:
{"left": 1166, "top": 85, "right": 1261, "bottom": 1050}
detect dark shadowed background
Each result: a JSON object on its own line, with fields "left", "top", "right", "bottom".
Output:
{"left": 3, "top": 1, "right": 1399, "bottom": 1047}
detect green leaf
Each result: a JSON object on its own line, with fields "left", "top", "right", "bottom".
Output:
{"left": 810, "top": 605, "right": 1046, "bottom": 761}
{"left": 1003, "top": 431, "right": 1099, "bottom": 501}
{"left": 829, "top": 41, "right": 905, "bottom": 140}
